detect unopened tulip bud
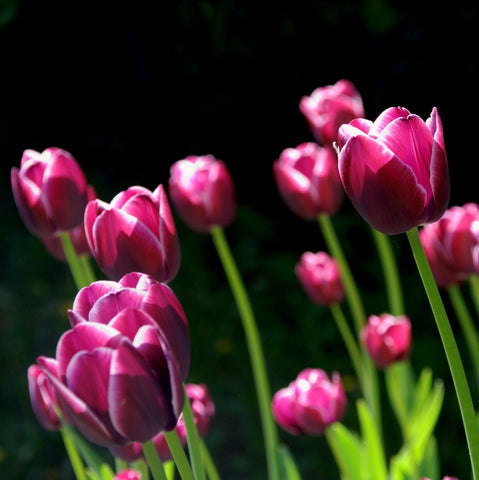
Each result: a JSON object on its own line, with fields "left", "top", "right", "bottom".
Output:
{"left": 114, "top": 470, "right": 142, "bottom": 480}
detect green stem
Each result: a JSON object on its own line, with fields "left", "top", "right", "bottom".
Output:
{"left": 448, "top": 284, "right": 479, "bottom": 388}
{"left": 210, "top": 226, "right": 281, "bottom": 480}
{"left": 164, "top": 429, "right": 196, "bottom": 480}
{"left": 200, "top": 440, "right": 222, "bottom": 480}
{"left": 469, "top": 275, "right": 479, "bottom": 320}
{"left": 59, "top": 231, "right": 95, "bottom": 289}
{"left": 329, "top": 303, "right": 364, "bottom": 389}
{"left": 370, "top": 228, "right": 405, "bottom": 316}
{"left": 142, "top": 440, "right": 168, "bottom": 480}
{"left": 60, "top": 426, "right": 88, "bottom": 480}
{"left": 406, "top": 227, "right": 479, "bottom": 479}
{"left": 182, "top": 388, "right": 206, "bottom": 480}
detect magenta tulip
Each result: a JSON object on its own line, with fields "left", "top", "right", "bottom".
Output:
{"left": 85, "top": 185, "right": 180, "bottom": 282}
{"left": 11, "top": 147, "right": 94, "bottom": 238}
{"left": 295, "top": 251, "right": 344, "bottom": 306}
{"left": 337, "top": 106, "right": 449, "bottom": 235}
{"left": 168, "top": 155, "right": 236, "bottom": 233}
{"left": 114, "top": 470, "right": 142, "bottom": 480}
{"left": 273, "top": 143, "right": 344, "bottom": 220}
{"left": 361, "top": 314, "right": 412, "bottom": 369}
{"left": 299, "top": 79, "right": 365, "bottom": 145}
{"left": 271, "top": 368, "right": 347, "bottom": 436}
{"left": 111, "top": 382, "right": 215, "bottom": 462}
{"left": 34, "top": 272, "right": 190, "bottom": 447}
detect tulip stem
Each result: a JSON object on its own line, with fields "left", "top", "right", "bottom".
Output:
{"left": 468, "top": 275, "right": 479, "bottom": 320}
{"left": 59, "top": 231, "right": 96, "bottom": 289}
{"left": 164, "top": 429, "right": 196, "bottom": 480}
{"left": 210, "top": 226, "right": 281, "bottom": 480}
{"left": 59, "top": 426, "right": 88, "bottom": 480}
{"left": 406, "top": 227, "right": 479, "bottom": 479}
{"left": 182, "top": 388, "right": 206, "bottom": 480}
{"left": 142, "top": 440, "right": 168, "bottom": 480}
{"left": 200, "top": 439, "right": 222, "bottom": 480}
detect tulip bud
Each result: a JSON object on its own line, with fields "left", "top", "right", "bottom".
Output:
{"left": 84, "top": 184, "right": 180, "bottom": 282}
{"left": 361, "top": 314, "right": 412, "bottom": 369}
{"left": 168, "top": 155, "right": 236, "bottom": 233}
{"left": 35, "top": 272, "right": 190, "bottom": 448}
{"left": 337, "top": 106, "right": 449, "bottom": 235}
{"left": 295, "top": 251, "right": 344, "bottom": 306}
{"left": 272, "top": 368, "right": 347, "bottom": 436}
{"left": 299, "top": 79, "right": 365, "bottom": 146}
{"left": 273, "top": 143, "right": 343, "bottom": 220}
{"left": 114, "top": 470, "right": 142, "bottom": 480}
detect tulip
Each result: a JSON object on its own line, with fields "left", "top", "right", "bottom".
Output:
{"left": 34, "top": 272, "right": 190, "bottom": 447}
{"left": 114, "top": 470, "right": 142, "bottom": 480}
{"left": 299, "top": 79, "right": 365, "bottom": 146}
{"left": 295, "top": 251, "right": 344, "bottom": 306}
{"left": 168, "top": 155, "right": 236, "bottom": 233}
{"left": 361, "top": 314, "right": 412, "bottom": 369}
{"left": 271, "top": 368, "right": 347, "bottom": 436}
{"left": 111, "top": 383, "right": 215, "bottom": 463}
{"left": 11, "top": 147, "right": 94, "bottom": 238}
{"left": 337, "top": 106, "right": 449, "bottom": 235}
{"left": 273, "top": 143, "right": 344, "bottom": 220}
{"left": 84, "top": 184, "right": 180, "bottom": 282}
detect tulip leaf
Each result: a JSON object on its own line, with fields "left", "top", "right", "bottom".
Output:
{"left": 325, "top": 422, "right": 364, "bottom": 480}
{"left": 357, "top": 399, "right": 388, "bottom": 480}
{"left": 278, "top": 444, "right": 303, "bottom": 480}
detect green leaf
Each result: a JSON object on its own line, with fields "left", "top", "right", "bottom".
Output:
{"left": 278, "top": 444, "right": 302, "bottom": 480}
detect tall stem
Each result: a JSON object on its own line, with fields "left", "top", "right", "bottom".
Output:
{"left": 142, "top": 440, "right": 168, "bottom": 480}
{"left": 406, "top": 227, "right": 479, "bottom": 479}
{"left": 60, "top": 426, "right": 88, "bottom": 480}
{"left": 210, "top": 226, "right": 280, "bottom": 480}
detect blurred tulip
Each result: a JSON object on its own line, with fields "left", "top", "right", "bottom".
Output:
{"left": 419, "top": 204, "right": 479, "bottom": 287}
{"left": 295, "top": 251, "right": 344, "bottom": 306}
{"left": 35, "top": 272, "right": 190, "bottom": 447}
{"left": 273, "top": 143, "right": 343, "bottom": 220}
{"left": 11, "top": 147, "right": 94, "bottom": 238}
{"left": 111, "top": 383, "right": 215, "bottom": 463}
{"left": 114, "top": 470, "right": 142, "bottom": 480}
{"left": 168, "top": 155, "right": 236, "bottom": 233}
{"left": 337, "top": 106, "right": 449, "bottom": 235}
{"left": 361, "top": 314, "right": 412, "bottom": 369}
{"left": 271, "top": 368, "right": 347, "bottom": 436}
{"left": 84, "top": 185, "right": 180, "bottom": 282}
{"left": 299, "top": 79, "right": 365, "bottom": 145}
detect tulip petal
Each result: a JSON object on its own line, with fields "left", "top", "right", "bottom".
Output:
{"left": 70, "top": 280, "right": 120, "bottom": 322}
{"left": 88, "top": 288, "right": 145, "bottom": 324}
{"left": 109, "top": 308, "right": 157, "bottom": 340}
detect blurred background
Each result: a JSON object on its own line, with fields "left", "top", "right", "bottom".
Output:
{"left": 1, "top": 0, "right": 478, "bottom": 478}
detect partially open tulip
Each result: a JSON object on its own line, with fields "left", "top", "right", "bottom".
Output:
{"left": 34, "top": 272, "right": 190, "bottom": 447}
{"left": 273, "top": 143, "right": 343, "bottom": 220}
{"left": 295, "top": 251, "right": 344, "bottom": 306}
{"left": 85, "top": 185, "right": 180, "bottom": 282}
{"left": 272, "top": 368, "right": 347, "bottom": 436}
{"left": 419, "top": 204, "right": 479, "bottom": 287}
{"left": 168, "top": 155, "right": 236, "bottom": 233}
{"left": 11, "top": 147, "right": 94, "bottom": 238}
{"left": 111, "top": 382, "right": 215, "bottom": 463}
{"left": 361, "top": 314, "right": 412, "bottom": 369}
{"left": 299, "top": 79, "right": 365, "bottom": 146}
{"left": 337, "top": 106, "right": 449, "bottom": 235}
{"left": 114, "top": 470, "right": 142, "bottom": 480}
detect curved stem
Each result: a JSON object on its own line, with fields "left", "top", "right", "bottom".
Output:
{"left": 200, "top": 440, "right": 222, "bottom": 480}
{"left": 468, "top": 275, "right": 479, "bottom": 320}
{"left": 210, "top": 226, "right": 281, "bottom": 480}
{"left": 142, "top": 440, "right": 168, "bottom": 480}
{"left": 406, "top": 227, "right": 479, "bottom": 479}
{"left": 164, "top": 429, "right": 195, "bottom": 480}
{"left": 60, "top": 426, "right": 88, "bottom": 480}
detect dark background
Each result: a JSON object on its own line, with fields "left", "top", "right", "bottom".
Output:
{"left": 1, "top": 1, "right": 478, "bottom": 479}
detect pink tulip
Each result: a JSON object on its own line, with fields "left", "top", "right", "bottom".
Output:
{"left": 11, "top": 147, "right": 94, "bottom": 238}
{"left": 85, "top": 185, "right": 180, "bottom": 282}
{"left": 361, "top": 314, "right": 412, "bottom": 369}
{"left": 337, "top": 106, "right": 449, "bottom": 235}
{"left": 168, "top": 155, "right": 236, "bottom": 233}
{"left": 419, "top": 204, "right": 479, "bottom": 286}
{"left": 295, "top": 251, "right": 344, "bottom": 306}
{"left": 114, "top": 470, "right": 142, "bottom": 480}
{"left": 111, "top": 383, "right": 215, "bottom": 463}
{"left": 273, "top": 143, "right": 344, "bottom": 220}
{"left": 299, "top": 79, "right": 365, "bottom": 145}
{"left": 271, "top": 368, "right": 347, "bottom": 436}
{"left": 34, "top": 272, "right": 190, "bottom": 447}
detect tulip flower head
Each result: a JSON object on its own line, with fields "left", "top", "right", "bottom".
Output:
{"left": 168, "top": 155, "right": 236, "bottom": 233}
{"left": 34, "top": 272, "right": 190, "bottom": 447}
{"left": 337, "top": 106, "right": 449, "bottom": 235}
{"left": 110, "top": 382, "right": 215, "bottom": 463}
{"left": 299, "top": 79, "right": 365, "bottom": 146}
{"left": 85, "top": 184, "right": 180, "bottom": 282}
{"left": 271, "top": 368, "right": 347, "bottom": 436}
{"left": 295, "top": 251, "right": 344, "bottom": 306}
{"left": 114, "top": 470, "right": 142, "bottom": 480}
{"left": 273, "top": 143, "right": 344, "bottom": 220}
{"left": 361, "top": 314, "right": 412, "bottom": 369}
